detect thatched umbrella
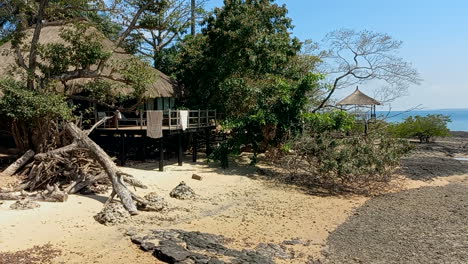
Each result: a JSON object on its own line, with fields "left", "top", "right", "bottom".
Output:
{"left": 337, "top": 87, "right": 381, "bottom": 106}
{"left": 0, "top": 25, "right": 179, "bottom": 99}
{"left": 337, "top": 87, "right": 380, "bottom": 120}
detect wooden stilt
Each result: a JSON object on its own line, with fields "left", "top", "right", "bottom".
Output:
{"left": 192, "top": 133, "right": 197, "bottom": 162}
{"left": 178, "top": 130, "right": 183, "bottom": 166}
{"left": 139, "top": 134, "right": 146, "bottom": 161}
{"left": 120, "top": 132, "right": 126, "bottom": 166}
{"left": 205, "top": 128, "right": 212, "bottom": 155}
{"left": 159, "top": 137, "right": 164, "bottom": 172}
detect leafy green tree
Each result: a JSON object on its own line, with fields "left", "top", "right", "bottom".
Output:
{"left": 176, "top": 0, "right": 306, "bottom": 111}
{"left": 174, "top": 0, "right": 323, "bottom": 166}
{"left": 389, "top": 114, "right": 451, "bottom": 143}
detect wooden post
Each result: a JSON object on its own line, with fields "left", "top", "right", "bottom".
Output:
{"left": 139, "top": 134, "right": 146, "bottom": 161}
{"left": 159, "top": 137, "right": 164, "bottom": 172}
{"left": 198, "top": 109, "right": 201, "bottom": 129}
{"left": 178, "top": 130, "right": 183, "bottom": 166}
{"left": 192, "top": 133, "right": 197, "bottom": 162}
{"left": 120, "top": 132, "right": 126, "bottom": 166}
{"left": 168, "top": 109, "right": 171, "bottom": 131}
{"left": 205, "top": 128, "right": 212, "bottom": 155}
{"left": 139, "top": 110, "right": 143, "bottom": 130}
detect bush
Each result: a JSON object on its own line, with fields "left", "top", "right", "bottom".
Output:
{"left": 268, "top": 112, "right": 411, "bottom": 194}
{"left": 0, "top": 79, "right": 72, "bottom": 121}
{"left": 274, "top": 131, "right": 411, "bottom": 194}
{"left": 302, "top": 111, "right": 356, "bottom": 133}
{"left": 389, "top": 114, "right": 451, "bottom": 143}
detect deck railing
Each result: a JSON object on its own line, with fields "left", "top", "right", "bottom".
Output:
{"left": 95, "top": 109, "right": 217, "bottom": 131}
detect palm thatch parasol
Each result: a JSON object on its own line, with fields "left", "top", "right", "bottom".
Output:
{"left": 337, "top": 87, "right": 380, "bottom": 106}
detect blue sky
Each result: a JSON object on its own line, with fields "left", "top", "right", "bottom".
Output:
{"left": 204, "top": 0, "right": 468, "bottom": 110}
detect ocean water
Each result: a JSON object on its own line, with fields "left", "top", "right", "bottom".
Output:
{"left": 377, "top": 109, "right": 468, "bottom": 131}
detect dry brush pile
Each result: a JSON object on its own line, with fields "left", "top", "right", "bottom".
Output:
{"left": 0, "top": 119, "right": 150, "bottom": 215}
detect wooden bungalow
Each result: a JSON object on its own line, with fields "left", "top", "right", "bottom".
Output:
{"left": 0, "top": 25, "right": 217, "bottom": 170}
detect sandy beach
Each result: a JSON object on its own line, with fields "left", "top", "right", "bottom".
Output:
{"left": 1, "top": 134, "right": 468, "bottom": 263}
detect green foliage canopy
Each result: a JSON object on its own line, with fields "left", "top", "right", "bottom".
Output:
{"left": 0, "top": 79, "right": 72, "bottom": 121}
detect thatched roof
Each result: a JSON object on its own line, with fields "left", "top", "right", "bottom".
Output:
{"left": 0, "top": 25, "right": 179, "bottom": 98}
{"left": 337, "top": 87, "right": 380, "bottom": 106}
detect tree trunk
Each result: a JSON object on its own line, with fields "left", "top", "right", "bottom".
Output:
{"left": 2, "top": 150, "right": 35, "bottom": 176}
{"left": 64, "top": 123, "right": 139, "bottom": 214}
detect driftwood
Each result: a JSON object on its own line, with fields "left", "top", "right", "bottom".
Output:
{"left": 64, "top": 122, "right": 147, "bottom": 214}
{"left": 1, "top": 120, "right": 149, "bottom": 214}
{"left": 2, "top": 150, "right": 35, "bottom": 176}
{"left": 0, "top": 184, "right": 67, "bottom": 202}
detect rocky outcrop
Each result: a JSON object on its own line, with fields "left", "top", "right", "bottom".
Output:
{"left": 94, "top": 202, "right": 130, "bottom": 225}
{"left": 129, "top": 229, "right": 275, "bottom": 264}
{"left": 169, "top": 182, "right": 196, "bottom": 200}
{"left": 137, "top": 192, "right": 168, "bottom": 212}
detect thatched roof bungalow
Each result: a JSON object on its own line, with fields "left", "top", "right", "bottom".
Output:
{"left": 0, "top": 25, "right": 180, "bottom": 111}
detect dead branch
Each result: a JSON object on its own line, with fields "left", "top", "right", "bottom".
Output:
{"left": 2, "top": 150, "right": 35, "bottom": 176}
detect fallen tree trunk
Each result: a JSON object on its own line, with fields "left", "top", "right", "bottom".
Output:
{"left": 2, "top": 150, "right": 35, "bottom": 176}
{"left": 64, "top": 122, "right": 144, "bottom": 214}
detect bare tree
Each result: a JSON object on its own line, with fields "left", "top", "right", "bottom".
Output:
{"left": 121, "top": 0, "right": 207, "bottom": 67}
{"left": 312, "top": 29, "right": 421, "bottom": 112}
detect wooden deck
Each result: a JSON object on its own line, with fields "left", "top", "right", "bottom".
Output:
{"left": 91, "top": 109, "right": 218, "bottom": 170}
{"left": 93, "top": 109, "right": 217, "bottom": 133}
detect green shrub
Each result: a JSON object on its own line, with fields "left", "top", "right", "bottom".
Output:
{"left": 302, "top": 111, "right": 356, "bottom": 133}
{"left": 0, "top": 79, "right": 72, "bottom": 121}
{"left": 389, "top": 114, "right": 451, "bottom": 143}
{"left": 275, "top": 131, "right": 411, "bottom": 194}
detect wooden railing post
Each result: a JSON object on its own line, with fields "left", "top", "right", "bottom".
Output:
{"left": 168, "top": 109, "right": 171, "bottom": 131}
{"left": 198, "top": 109, "right": 201, "bottom": 129}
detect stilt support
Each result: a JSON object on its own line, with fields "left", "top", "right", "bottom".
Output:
{"left": 178, "top": 131, "right": 183, "bottom": 166}
{"left": 159, "top": 137, "right": 164, "bottom": 172}
{"left": 120, "top": 132, "right": 126, "bottom": 166}
{"left": 192, "top": 133, "right": 198, "bottom": 162}
{"left": 205, "top": 128, "right": 212, "bottom": 156}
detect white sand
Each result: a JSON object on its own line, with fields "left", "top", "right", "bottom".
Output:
{"left": 0, "top": 156, "right": 458, "bottom": 263}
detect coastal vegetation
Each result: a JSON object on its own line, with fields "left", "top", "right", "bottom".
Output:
{"left": 389, "top": 114, "right": 452, "bottom": 143}
{"left": 0, "top": 0, "right": 421, "bottom": 209}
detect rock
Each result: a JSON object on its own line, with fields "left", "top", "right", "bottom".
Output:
{"left": 153, "top": 240, "right": 191, "bottom": 263}
{"left": 125, "top": 227, "right": 138, "bottom": 237}
{"left": 141, "top": 241, "right": 158, "bottom": 251}
{"left": 130, "top": 229, "right": 274, "bottom": 264}
{"left": 137, "top": 192, "right": 168, "bottom": 212}
{"left": 255, "top": 243, "right": 293, "bottom": 259}
{"left": 0, "top": 200, "right": 4, "bottom": 205}
{"left": 282, "top": 238, "right": 306, "bottom": 245}
{"left": 94, "top": 202, "right": 130, "bottom": 225}
{"left": 191, "top": 174, "right": 203, "bottom": 181}
{"left": 170, "top": 182, "right": 196, "bottom": 200}
{"left": 10, "top": 199, "right": 40, "bottom": 210}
